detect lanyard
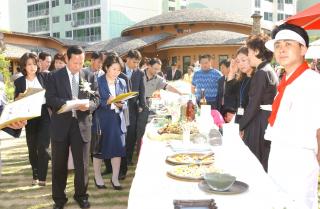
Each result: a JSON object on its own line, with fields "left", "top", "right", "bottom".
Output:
{"left": 239, "top": 78, "right": 249, "bottom": 107}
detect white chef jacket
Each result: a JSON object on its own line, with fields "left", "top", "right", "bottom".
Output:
{"left": 265, "top": 69, "right": 320, "bottom": 209}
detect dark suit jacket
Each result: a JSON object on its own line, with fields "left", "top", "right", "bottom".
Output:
{"left": 239, "top": 62, "right": 278, "bottom": 131}
{"left": 14, "top": 72, "right": 48, "bottom": 99}
{"left": 45, "top": 67, "right": 99, "bottom": 142}
{"left": 216, "top": 76, "right": 237, "bottom": 112}
{"left": 119, "top": 70, "right": 146, "bottom": 109}
{"left": 166, "top": 68, "right": 182, "bottom": 81}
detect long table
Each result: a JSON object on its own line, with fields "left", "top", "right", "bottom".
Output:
{"left": 128, "top": 123, "right": 292, "bottom": 209}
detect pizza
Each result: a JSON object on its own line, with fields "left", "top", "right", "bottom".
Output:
{"left": 166, "top": 153, "right": 214, "bottom": 165}
{"left": 167, "top": 164, "right": 219, "bottom": 180}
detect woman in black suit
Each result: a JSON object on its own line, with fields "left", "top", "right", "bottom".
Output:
{"left": 14, "top": 52, "right": 50, "bottom": 186}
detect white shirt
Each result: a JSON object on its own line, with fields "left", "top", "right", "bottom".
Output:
{"left": 265, "top": 69, "right": 320, "bottom": 152}
{"left": 26, "top": 77, "right": 42, "bottom": 89}
{"left": 66, "top": 67, "right": 79, "bottom": 97}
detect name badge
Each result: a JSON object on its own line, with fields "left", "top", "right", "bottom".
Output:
{"left": 237, "top": 108, "right": 244, "bottom": 116}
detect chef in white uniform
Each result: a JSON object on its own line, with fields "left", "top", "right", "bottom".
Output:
{"left": 264, "top": 23, "right": 320, "bottom": 209}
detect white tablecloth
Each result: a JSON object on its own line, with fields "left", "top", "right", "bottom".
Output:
{"left": 128, "top": 124, "right": 294, "bottom": 209}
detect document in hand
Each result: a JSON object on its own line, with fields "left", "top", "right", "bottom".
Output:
{"left": 109, "top": 91, "right": 138, "bottom": 104}
{"left": 15, "top": 88, "right": 44, "bottom": 101}
{"left": 57, "top": 99, "right": 89, "bottom": 114}
{"left": 0, "top": 89, "right": 46, "bottom": 129}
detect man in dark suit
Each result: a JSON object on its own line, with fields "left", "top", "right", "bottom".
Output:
{"left": 118, "top": 49, "right": 146, "bottom": 178}
{"left": 216, "top": 59, "right": 237, "bottom": 114}
{"left": 46, "top": 46, "right": 99, "bottom": 209}
{"left": 166, "top": 63, "right": 182, "bottom": 81}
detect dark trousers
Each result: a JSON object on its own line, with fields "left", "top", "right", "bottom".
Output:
{"left": 136, "top": 107, "right": 149, "bottom": 155}
{"left": 125, "top": 103, "right": 138, "bottom": 164}
{"left": 51, "top": 118, "right": 90, "bottom": 206}
{"left": 25, "top": 109, "right": 50, "bottom": 181}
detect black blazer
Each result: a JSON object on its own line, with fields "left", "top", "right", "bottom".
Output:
{"left": 216, "top": 76, "right": 237, "bottom": 112}
{"left": 239, "top": 62, "right": 278, "bottom": 131}
{"left": 45, "top": 67, "right": 99, "bottom": 142}
{"left": 166, "top": 68, "right": 182, "bottom": 81}
{"left": 14, "top": 72, "right": 48, "bottom": 99}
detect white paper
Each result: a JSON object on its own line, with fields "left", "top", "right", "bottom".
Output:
{"left": 57, "top": 99, "right": 89, "bottom": 114}
{"left": 0, "top": 89, "right": 46, "bottom": 129}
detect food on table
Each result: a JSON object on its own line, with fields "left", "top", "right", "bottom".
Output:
{"left": 166, "top": 153, "right": 214, "bottom": 165}
{"left": 158, "top": 122, "right": 198, "bottom": 135}
{"left": 167, "top": 164, "right": 219, "bottom": 180}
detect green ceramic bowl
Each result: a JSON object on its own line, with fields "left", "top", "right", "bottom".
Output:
{"left": 204, "top": 172, "right": 236, "bottom": 191}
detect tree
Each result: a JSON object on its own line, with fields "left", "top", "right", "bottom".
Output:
{"left": 0, "top": 54, "right": 14, "bottom": 102}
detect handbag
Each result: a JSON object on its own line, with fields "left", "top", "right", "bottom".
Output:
{"left": 91, "top": 113, "right": 102, "bottom": 155}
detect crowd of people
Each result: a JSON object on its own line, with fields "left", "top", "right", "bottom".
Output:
{"left": 0, "top": 22, "right": 319, "bottom": 209}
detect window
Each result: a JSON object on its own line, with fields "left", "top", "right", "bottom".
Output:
{"left": 65, "top": 30, "right": 72, "bottom": 37}
{"left": 65, "top": 14, "right": 71, "bottom": 21}
{"left": 53, "top": 32, "right": 60, "bottom": 38}
{"left": 285, "top": 14, "right": 291, "bottom": 19}
{"left": 285, "top": 0, "right": 292, "bottom": 3}
{"left": 27, "top": 2, "right": 49, "bottom": 18}
{"left": 28, "top": 18, "right": 49, "bottom": 33}
{"left": 169, "top": 7, "right": 175, "bottom": 11}
{"left": 219, "top": 55, "right": 228, "bottom": 68}
{"left": 277, "top": 13, "right": 284, "bottom": 21}
{"left": 255, "top": 0, "right": 261, "bottom": 8}
{"left": 183, "top": 56, "right": 191, "bottom": 74}
{"left": 73, "top": 26, "right": 101, "bottom": 42}
{"left": 52, "top": 16, "right": 60, "bottom": 23}
{"left": 278, "top": 0, "right": 284, "bottom": 11}
{"left": 172, "top": 56, "right": 177, "bottom": 65}
{"left": 65, "top": 0, "right": 71, "bottom": 4}
{"left": 254, "top": 10, "right": 261, "bottom": 15}
{"left": 264, "top": 12, "right": 273, "bottom": 21}
{"left": 181, "top": 6, "right": 186, "bottom": 9}
{"left": 169, "top": 0, "right": 175, "bottom": 1}
{"left": 52, "top": 0, "right": 59, "bottom": 7}
{"left": 265, "top": 0, "right": 273, "bottom": 2}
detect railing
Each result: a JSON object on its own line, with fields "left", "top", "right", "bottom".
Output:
{"left": 28, "top": 25, "right": 50, "bottom": 33}
{"left": 72, "top": 16, "right": 101, "bottom": 27}
{"left": 27, "top": 0, "right": 42, "bottom": 3}
{"left": 27, "top": 9, "right": 49, "bottom": 18}
{"left": 74, "top": 35, "right": 101, "bottom": 42}
{"left": 72, "top": 0, "right": 100, "bottom": 10}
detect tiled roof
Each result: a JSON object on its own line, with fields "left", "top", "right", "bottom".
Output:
{"left": 123, "top": 8, "right": 257, "bottom": 34}
{"left": 3, "top": 43, "right": 58, "bottom": 59}
{"left": 158, "top": 30, "right": 247, "bottom": 50}
{"left": 87, "top": 33, "right": 174, "bottom": 56}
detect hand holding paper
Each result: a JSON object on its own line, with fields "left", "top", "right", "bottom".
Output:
{"left": 57, "top": 99, "right": 89, "bottom": 114}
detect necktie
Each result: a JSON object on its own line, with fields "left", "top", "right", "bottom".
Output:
{"left": 127, "top": 69, "right": 133, "bottom": 80}
{"left": 269, "top": 61, "right": 309, "bottom": 126}
{"left": 71, "top": 74, "right": 78, "bottom": 99}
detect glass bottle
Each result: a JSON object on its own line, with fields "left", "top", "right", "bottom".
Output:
{"left": 186, "top": 94, "right": 195, "bottom": 121}
{"left": 199, "top": 88, "right": 207, "bottom": 106}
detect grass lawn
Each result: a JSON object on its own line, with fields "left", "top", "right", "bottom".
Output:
{"left": 0, "top": 133, "right": 136, "bottom": 209}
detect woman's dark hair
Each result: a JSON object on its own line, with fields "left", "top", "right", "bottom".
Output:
{"left": 49, "top": 53, "right": 66, "bottom": 71}
{"left": 236, "top": 46, "right": 249, "bottom": 56}
{"left": 66, "top": 45, "right": 84, "bottom": 60}
{"left": 20, "top": 52, "right": 38, "bottom": 76}
{"left": 102, "top": 53, "right": 124, "bottom": 73}
{"left": 148, "top": 58, "right": 162, "bottom": 66}
{"left": 235, "top": 46, "right": 254, "bottom": 81}
{"left": 271, "top": 23, "right": 309, "bottom": 47}
{"left": 246, "top": 33, "right": 273, "bottom": 62}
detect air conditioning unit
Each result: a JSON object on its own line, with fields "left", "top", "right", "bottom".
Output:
{"left": 71, "top": 21, "right": 78, "bottom": 27}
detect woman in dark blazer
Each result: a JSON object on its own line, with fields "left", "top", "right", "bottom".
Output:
{"left": 14, "top": 52, "right": 50, "bottom": 186}
{"left": 225, "top": 46, "right": 254, "bottom": 123}
{"left": 239, "top": 35, "right": 278, "bottom": 172}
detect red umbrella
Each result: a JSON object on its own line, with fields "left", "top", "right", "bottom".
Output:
{"left": 285, "top": 3, "right": 320, "bottom": 30}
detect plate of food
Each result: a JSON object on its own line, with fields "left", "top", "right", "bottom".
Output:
{"left": 158, "top": 122, "right": 199, "bottom": 135}
{"left": 167, "top": 164, "right": 219, "bottom": 181}
{"left": 166, "top": 152, "right": 214, "bottom": 165}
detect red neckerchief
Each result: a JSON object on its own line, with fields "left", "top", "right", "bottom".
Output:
{"left": 268, "top": 61, "right": 309, "bottom": 126}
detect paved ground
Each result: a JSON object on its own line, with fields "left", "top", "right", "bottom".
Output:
{"left": 0, "top": 130, "right": 136, "bottom": 209}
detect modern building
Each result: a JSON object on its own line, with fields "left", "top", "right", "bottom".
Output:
{"left": 14, "top": 0, "right": 161, "bottom": 42}
{"left": 187, "top": 0, "right": 297, "bottom": 29}
{"left": 87, "top": 8, "right": 269, "bottom": 73}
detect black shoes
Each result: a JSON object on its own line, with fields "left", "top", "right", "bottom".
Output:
{"left": 94, "top": 178, "right": 106, "bottom": 189}
{"left": 74, "top": 198, "right": 90, "bottom": 209}
{"left": 110, "top": 180, "right": 123, "bottom": 190}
